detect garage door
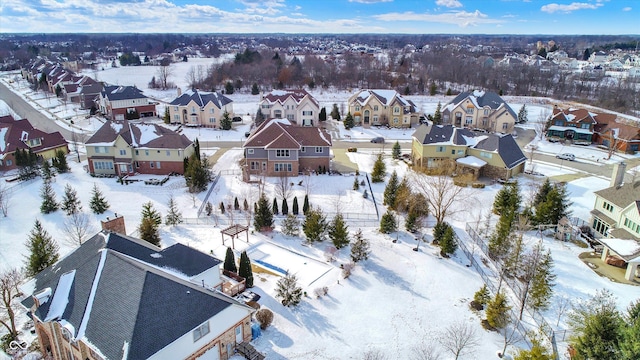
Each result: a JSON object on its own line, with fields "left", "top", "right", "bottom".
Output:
{"left": 198, "top": 344, "right": 220, "bottom": 360}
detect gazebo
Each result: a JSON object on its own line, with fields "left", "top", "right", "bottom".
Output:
{"left": 221, "top": 224, "right": 249, "bottom": 249}
{"left": 598, "top": 238, "right": 640, "bottom": 281}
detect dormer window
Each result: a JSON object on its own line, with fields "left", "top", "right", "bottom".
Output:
{"left": 27, "top": 138, "right": 42, "bottom": 147}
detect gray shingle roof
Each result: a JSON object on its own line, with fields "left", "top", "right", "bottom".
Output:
{"left": 411, "top": 124, "right": 474, "bottom": 145}
{"left": 101, "top": 85, "right": 147, "bottom": 101}
{"left": 448, "top": 90, "right": 517, "bottom": 119}
{"left": 86, "top": 120, "right": 193, "bottom": 149}
{"left": 170, "top": 89, "right": 233, "bottom": 109}
{"left": 475, "top": 133, "right": 527, "bottom": 169}
{"left": 594, "top": 181, "right": 640, "bottom": 209}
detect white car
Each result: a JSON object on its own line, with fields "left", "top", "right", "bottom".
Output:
{"left": 556, "top": 153, "right": 575, "bottom": 161}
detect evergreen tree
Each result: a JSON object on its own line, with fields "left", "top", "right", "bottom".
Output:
{"left": 513, "top": 337, "right": 553, "bottom": 360}
{"left": 432, "top": 102, "right": 442, "bottom": 125}
{"left": 533, "top": 179, "right": 553, "bottom": 208}
{"left": 255, "top": 109, "right": 265, "bottom": 126}
{"left": 302, "top": 194, "right": 309, "bottom": 215}
{"left": 40, "top": 181, "right": 59, "bottom": 214}
{"left": 184, "top": 153, "right": 209, "bottom": 193}
{"left": 404, "top": 210, "right": 418, "bottom": 233}
{"left": 620, "top": 300, "right": 640, "bottom": 360}
{"left": 429, "top": 82, "right": 437, "bottom": 96}
{"left": 234, "top": 197, "right": 240, "bottom": 211}
{"left": 488, "top": 213, "right": 516, "bottom": 260}
{"left": 534, "top": 183, "right": 572, "bottom": 226}
{"left": 281, "top": 198, "right": 289, "bottom": 215}
{"left": 473, "top": 285, "right": 491, "bottom": 310}
{"left": 61, "top": 184, "right": 82, "bottom": 216}
{"left": 163, "top": 106, "right": 170, "bottom": 124}
{"left": 41, "top": 159, "right": 54, "bottom": 181}
{"left": 371, "top": 153, "right": 386, "bottom": 183}
{"left": 220, "top": 111, "right": 232, "bottom": 130}
{"left": 24, "top": 220, "right": 60, "bottom": 277}
{"left": 165, "top": 195, "right": 183, "bottom": 226}
{"left": 538, "top": 47, "right": 547, "bottom": 58}
{"left": 527, "top": 249, "right": 556, "bottom": 312}
{"left": 583, "top": 48, "right": 591, "bottom": 61}
{"left": 281, "top": 213, "right": 300, "bottom": 237}
{"left": 141, "top": 202, "right": 162, "bottom": 225}
{"left": 238, "top": 251, "right": 254, "bottom": 287}
{"left": 276, "top": 273, "right": 302, "bottom": 307}
{"left": 272, "top": 197, "right": 279, "bottom": 215}
{"left": 432, "top": 221, "right": 448, "bottom": 244}
{"left": 253, "top": 194, "right": 274, "bottom": 232}
{"left": 224, "top": 81, "right": 234, "bottom": 94}
{"left": 302, "top": 206, "right": 327, "bottom": 243}
{"left": 319, "top": 107, "right": 327, "bottom": 122}
{"left": 486, "top": 291, "right": 512, "bottom": 330}
{"left": 52, "top": 149, "right": 69, "bottom": 173}
{"left": 328, "top": 213, "right": 349, "bottom": 249}
{"left": 446, "top": 88, "right": 452, "bottom": 96}
{"left": 223, "top": 247, "right": 237, "bottom": 273}
{"left": 353, "top": 177, "right": 360, "bottom": 190}
{"left": 379, "top": 210, "right": 397, "bottom": 234}
{"left": 219, "top": 201, "right": 226, "bottom": 214}
{"left": 292, "top": 196, "right": 299, "bottom": 215}
{"left": 350, "top": 229, "right": 370, "bottom": 262}
{"left": 439, "top": 223, "right": 457, "bottom": 257}
{"left": 392, "top": 141, "right": 401, "bottom": 160}
{"left": 139, "top": 217, "right": 160, "bottom": 246}
{"left": 194, "top": 138, "right": 201, "bottom": 161}
{"left": 517, "top": 104, "right": 528, "bottom": 123}
{"left": 243, "top": 198, "right": 249, "bottom": 211}
{"left": 330, "top": 103, "right": 341, "bottom": 121}
{"left": 251, "top": 83, "right": 259, "bottom": 95}
{"left": 89, "top": 183, "right": 109, "bottom": 214}
{"left": 383, "top": 170, "right": 400, "bottom": 208}
{"left": 343, "top": 112, "right": 354, "bottom": 130}
{"left": 493, "top": 181, "right": 521, "bottom": 216}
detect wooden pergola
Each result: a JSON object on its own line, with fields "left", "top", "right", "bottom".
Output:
{"left": 221, "top": 224, "right": 249, "bottom": 249}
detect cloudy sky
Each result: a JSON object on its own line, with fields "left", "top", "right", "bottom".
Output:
{"left": 0, "top": 0, "right": 637, "bottom": 34}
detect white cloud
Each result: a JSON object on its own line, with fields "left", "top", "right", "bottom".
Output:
{"left": 436, "top": 0, "right": 463, "bottom": 8}
{"left": 348, "top": 0, "right": 393, "bottom": 3}
{"left": 374, "top": 10, "right": 503, "bottom": 27}
{"left": 622, "top": 7, "right": 632, "bottom": 11}
{"left": 541, "top": 2, "right": 603, "bottom": 14}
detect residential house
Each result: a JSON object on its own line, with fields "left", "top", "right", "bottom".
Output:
{"left": 590, "top": 163, "right": 640, "bottom": 281}
{"left": 411, "top": 124, "right": 526, "bottom": 179}
{"left": 593, "top": 114, "right": 640, "bottom": 154}
{"left": 21, "top": 231, "right": 255, "bottom": 360}
{"left": 258, "top": 89, "right": 320, "bottom": 126}
{"left": 546, "top": 106, "right": 601, "bottom": 145}
{"left": 0, "top": 115, "right": 68, "bottom": 171}
{"left": 442, "top": 90, "right": 517, "bottom": 133}
{"left": 61, "top": 76, "right": 102, "bottom": 109}
{"left": 85, "top": 120, "right": 194, "bottom": 176}
{"left": 347, "top": 89, "right": 419, "bottom": 128}
{"left": 169, "top": 89, "right": 234, "bottom": 128}
{"left": 97, "top": 85, "right": 157, "bottom": 120}
{"left": 243, "top": 118, "right": 332, "bottom": 176}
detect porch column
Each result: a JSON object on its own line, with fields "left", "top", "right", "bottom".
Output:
{"left": 601, "top": 247, "right": 609, "bottom": 262}
{"left": 625, "top": 262, "right": 639, "bottom": 281}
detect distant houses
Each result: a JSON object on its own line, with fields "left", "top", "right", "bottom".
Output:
{"left": 169, "top": 89, "right": 234, "bottom": 128}
{"left": 347, "top": 89, "right": 419, "bottom": 128}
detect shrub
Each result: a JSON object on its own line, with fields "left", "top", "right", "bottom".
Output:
{"left": 314, "top": 287, "right": 329, "bottom": 298}
{"left": 347, "top": 147, "right": 358, "bottom": 152}
{"left": 342, "top": 262, "right": 355, "bottom": 279}
{"left": 255, "top": 308, "right": 274, "bottom": 330}
{"left": 472, "top": 183, "right": 486, "bottom": 189}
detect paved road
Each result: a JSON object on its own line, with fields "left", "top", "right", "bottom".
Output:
{"left": 0, "top": 81, "right": 73, "bottom": 139}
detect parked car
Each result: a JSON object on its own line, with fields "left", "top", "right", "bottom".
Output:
{"left": 556, "top": 153, "right": 575, "bottom": 161}
{"left": 370, "top": 137, "right": 385, "bottom": 144}
{"left": 232, "top": 116, "right": 242, "bottom": 122}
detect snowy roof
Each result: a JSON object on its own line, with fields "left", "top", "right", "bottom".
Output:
{"left": 244, "top": 118, "right": 332, "bottom": 149}
{"left": 456, "top": 156, "right": 487, "bottom": 168}
{"left": 86, "top": 120, "right": 192, "bottom": 149}
{"left": 0, "top": 115, "right": 67, "bottom": 157}
{"left": 351, "top": 89, "right": 416, "bottom": 111}
{"left": 169, "top": 89, "right": 233, "bottom": 109}
{"left": 261, "top": 89, "right": 319, "bottom": 107}
{"left": 598, "top": 238, "right": 640, "bottom": 262}
{"left": 101, "top": 85, "right": 147, "bottom": 101}
{"left": 547, "top": 125, "right": 593, "bottom": 135}
{"left": 446, "top": 90, "right": 517, "bottom": 119}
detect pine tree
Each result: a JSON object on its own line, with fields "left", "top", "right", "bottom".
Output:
{"left": 446, "top": 88, "right": 452, "bottom": 96}
{"left": 433, "top": 221, "right": 448, "bottom": 244}
{"left": 488, "top": 213, "right": 516, "bottom": 260}
{"left": 383, "top": 170, "right": 399, "bottom": 208}
{"left": 255, "top": 109, "right": 265, "bottom": 126}
{"left": 251, "top": 82, "right": 259, "bottom": 95}
{"left": 353, "top": 177, "right": 360, "bottom": 190}
{"left": 184, "top": 153, "right": 209, "bottom": 193}
{"left": 41, "top": 159, "right": 54, "bottom": 181}
{"left": 404, "top": 210, "right": 418, "bottom": 233}
{"left": 138, "top": 217, "right": 160, "bottom": 246}
{"left": 493, "top": 181, "right": 521, "bottom": 216}
{"left": 234, "top": 197, "right": 240, "bottom": 211}
{"left": 330, "top": 103, "right": 341, "bottom": 121}
{"left": 350, "top": 229, "right": 370, "bottom": 262}
{"left": 238, "top": 251, "right": 254, "bottom": 287}
{"left": 319, "top": 107, "right": 327, "bottom": 122}
{"left": 52, "top": 149, "right": 69, "bottom": 173}
{"left": 433, "top": 102, "right": 442, "bottom": 125}
{"left": 379, "top": 210, "right": 397, "bottom": 234}
{"left": 343, "top": 112, "right": 354, "bottom": 130}
{"left": 392, "top": 141, "right": 401, "bottom": 159}
{"left": 527, "top": 249, "right": 556, "bottom": 312}
{"left": 371, "top": 153, "right": 386, "bottom": 183}
{"left": 223, "top": 247, "right": 237, "bottom": 273}
{"left": 40, "top": 181, "right": 59, "bottom": 214}
{"left": 243, "top": 198, "right": 249, "bottom": 211}
{"left": 253, "top": 194, "right": 274, "bottom": 232}
{"left": 163, "top": 106, "right": 170, "bottom": 124}
{"left": 141, "top": 202, "right": 162, "bottom": 225}
{"left": 224, "top": 81, "right": 234, "bottom": 94}
{"left": 473, "top": 285, "right": 491, "bottom": 310}
{"left": 620, "top": 300, "right": 640, "bottom": 360}
{"left": 533, "top": 179, "right": 553, "bottom": 208}
{"left": 302, "top": 194, "right": 309, "bottom": 215}
{"left": 89, "top": 183, "right": 109, "bottom": 214}
{"left": 517, "top": 104, "right": 528, "bottom": 123}
{"left": 513, "top": 337, "right": 553, "bottom": 360}
{"left": 328, "top": 213, "right": 349, "bottom": 249}
{"left": 276, "top": 273, "right": 302, "bottom": 307}
{"left": 220, "top": 111, "right": 232, "bottom": 130}
{"left": 292, "top": 196, "right": 299, "bottom": 215}
{"left": 165, "top": 195, "right": 183, "bottom": 226}
{"left": 24, "top": 220, "right": 60, "bottom": 276}
{"left": 281, "top": 213, "right": 300, "bottom": 237}
{"left": 439, "top": 223, "right": 457, "bottom": 257}
{"left": 272, "top": 197, "right": 279, "bottom": 215}
{"left": 61, "top": 184, "right": 82, "bottom": 216}
{"left": 302, "top": 206, "right": 327, "bottom": 243}
{"left": 534, "top": 183, "right": 572, "bottom": 226}
{"left": 219, "top": 201, "right": 226, "bottom": 214}
{"left": 429, "top": 82, "right": 437, "bottom": 96}
{"left": 281, "top": 198, "right": 289, "bottom": 215}
{"left": 486, "top": 291, "right": 512, "bottom": 330}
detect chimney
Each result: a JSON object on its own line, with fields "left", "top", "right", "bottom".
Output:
{"left": 610, "top": 161, "right": 626, "bottom": 188}
{"left": 101, "top": 214, "right": 126, "bottom": 234}
{"left": 177, "top": 87, "right": 182, "bottom": 97}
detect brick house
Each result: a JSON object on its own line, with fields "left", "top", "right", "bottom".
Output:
{"left": 243, "top": 118, "right": 332, "bottom": 176}
{"left": 21, "top": 231, "right": 255, "bottom": 360}
{"left": 442, "top": 90, "right": 517, "bottom": 133}
{"left": 347, "top": 89, "right": 419, "bottom": 128}
{"left": 411, "top": 124, "right": 526, "bottom": 180}
{"left": 97, "top": 85, "right": 157, "bottom": 120}
{"left": 545, "top": 107, "right": 601, "bottom": 145}
{"left": 592, "top": 114, "right": 640, "bottom": 154}
{"left": 169, "top": 89, "right": 234, "bottom": 128}
{"left": 0, "top": 115, "right": 68, "bottom": 171}
{"left": 258, "top": 89, "right": 320, "bottom": 126}
{"left": 85, "top": 120, "right": 194, "bottom": 176}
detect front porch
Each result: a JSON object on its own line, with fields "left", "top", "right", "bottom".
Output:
{"left": 546, "top": 125, "right": 593, "bottom": 145}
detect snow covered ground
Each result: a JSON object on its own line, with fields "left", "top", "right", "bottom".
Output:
{"left": 1, "top": 64, "right": 640, "bottom": 359}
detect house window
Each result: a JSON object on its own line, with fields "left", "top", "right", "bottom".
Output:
{"left": 173, "top": 115, "right": 180, "bottom": 121}
{"left": 393, "top": 107, "right": 400, "bottom": 114}
{"left": 374, "top": 105, "right": 378, "bottom": 111}
{"left": 145, "top": 150, "right": 149, "bottom": 156}
{"left": 193, "top": 322, "right": 210, "bottom": 342}
{"left": 466, "top": 107, "right": 474, "bottom": 114}
{"left": 135, "top": 150, "right": 139, "bottom": 155}
{"left": 373, "top": 115, "right": 379, "bottom": 123}
{"left": 210, "top": 108, "right": 215, "bottom": 114}
{"left": 581, "top": 123, "right": 590, "bottom": 129}
{"left": 451, "top": 150, "right": 456, "bottom": 155}
{"left": 247, "top": 149, "right": 254, "bottom": 154}
{"left": 5, "top": 160, "right": 11, "bottom": 166}
{"left": 592, "top": 217, "right": 609, "bottom": 236}
{"left": 602, "top": 202, "right": 614, "bottom": 212}
{"left": 95, "top": 146, "right": 108, "bottom": 154}
{"left": 480, "top": 152, "right": 493, "bottom": 159}
{"left": 250, "top": 161, "right": 258, "bottom": 170}
{"left": 484, "top": 109, "right": 490, "bottom": 115}
{"left": 209, "top": 117, "right": 216, "bottom": 123}
{"left": 287, "top": 114, "right": 294, "bottom": 121}
{"left": 274, "top": 110, "right": 282, "bottom": 118}
{"left": 150, "top": 162, "right": 154, "bottom": 168}
{"left": 355, "top": 106, "right": 360, "bottom": 111}
{"left": 482, "top": 118, "right": 488, "bottom": 126}
{"left": 191, "top": 116, "right": 198, "bottom": 123}
{"left": 502, "top": 123, "right": 509, "bottom": 130}
{"left": 436, "top": 146, "right": 445, "bottom": 153}
{"left": 93, "top": 161, "right": 114, "bottom": 170}
{"left": 465, "top": 116, "right": 473, "bottom": 125}
{"left": 119, "top": 149, "right": 126, "bottom": 156}
{"left": 274, "top": 163, "right": 292, "bottom": 172}
{"left": 191, "top": 106, "right": 196, "bottom": 113}
{"left": 156, "top": 161, "right": 161, "bottom": 169}
{"left": 27, "top": 138, "right": 42, "bottom": 147}
{"left": 302, "top": 111, "right": 313, "bottom": 116}
{"left": 166, "top": 150, "right": 170, "bottom": 156}
{"left": 315, "top": 147, "right": 322, "bottom": 153}
{"left": 554, "top": 120, "right": 564, "bottom": 126}
{"left": 135, "top": 161, "right": 140, "bottom": 168}
{"left": 276, "top": 149, "right": 290, "bottom": 157}
{"left": 301, "top": 147, "right": 306, "bottom": 152}
{"left": 393, "top": 117, "right": 399, "bottom": 124}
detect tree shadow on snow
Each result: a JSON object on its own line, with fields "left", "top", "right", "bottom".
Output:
{"left": 360, "top": 258, "right": 427, "bottom": 300}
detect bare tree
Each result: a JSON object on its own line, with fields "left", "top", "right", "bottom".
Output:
{"left": 274, "top": 174, "right": 292, "bottom": 200}
{"left": 555, "top": 295, "right": 571, "bottom": 327}
{"left": 0, "top": 268, "right": 23, "bottom": 340}
{"left": 410, "top": 165, "right": 470, "bottom": 225}
{"left": 157, "top": 63, "right": 174, "bottom": 90}
{"left": 63, "top": 212, "right": 96, "bottom": 247}
{"left": 362, "top": 349, "right": 388, "bottom": 360}
{"left": 439, "top": 320, "right": 480, "bottom": 360}
{"left": 0, "top": 183, "right": 11, "bottom": 217}
{"left": 535, "top": 108, "right": 550, "bottom": 140}
{"left": 499, "top": 322, "right": 522, "bottom": 357}
{"left": 410, "top": 342, "right": 441, "bottom": 360}
{"left": 302, "top": 172, "right": 313, "bottom": 196}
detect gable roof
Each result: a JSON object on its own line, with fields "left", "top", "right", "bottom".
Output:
{"left": 551, "top": 107, "right": 597, "bottom": 125}
{"left": 411, "top": 124, "right": 476, "bottom": 146}
{"left": 594, "top": 181, "right": 640, "bottom": 209}
{"left": 475, "top": 133, "right": 527, "bottom": 169}
{"left": 22, "top": 232, "right": 242, "bottom": 360}
{"left": 86, "top": 120, "right": 192, "bottom": 149}
{"left": 169, "top": 89, "right": 233, "bottom": 109}
{"left": 244, "top": 118, "right": 331, "bottom": 149}
{"left": 0, "top": 115, "right": 67, "bottom": 157}
{"left": 261, "top": 89, "right": 319, "bottom": 107}
{"left": 446, "top": 90, "right": 517, "bottom": 119}
{"left": 101, "top": 85, "right": 147, "bottom": 101}
{"left": 351, "top": 89, "right": 416, "bottom": 111}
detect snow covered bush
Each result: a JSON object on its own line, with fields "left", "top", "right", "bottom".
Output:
{"left": 255, "top": 308, "right": 273, "bottom": 330}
